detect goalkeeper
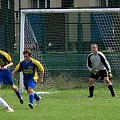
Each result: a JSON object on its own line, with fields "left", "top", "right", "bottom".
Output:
{"left": 12, "top": 50, "right": 44, "bottom": 109}
{"left": 86, "top": 43, "right": 116, "bottom": 97}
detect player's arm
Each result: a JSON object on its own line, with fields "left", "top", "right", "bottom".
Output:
{"left": 1, "top": 52, "right": 13, "bottom": 70}
{"left": 11, "top": 62, "right": 21, "bottom": 75}
{"left": 87, "top": 54, "right": 99, "bottom": 75}
{"left": 99, "top": 53, "right": 113, "bottom": 79}
{"left": 33, "top": 59, "right": 44, "bottom": 83}
{"left": 37, "top": 62, "right": 44, "bottom": 84}
{"left": 86, "top": 55, "right": 93, "bottom": 71}
{"left": 39, "top": 70, "right": 44, "bottom": 84}
{"left": 11, "top": 69, "right": 18, "bottom": 75}
{"left": 2, "top": 62, "right": 13, "bottom": 70}
{"left": 99, "top": 53, "right": 111, "bottom": 72}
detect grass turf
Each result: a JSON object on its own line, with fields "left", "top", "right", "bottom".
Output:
{"left": 0, "top": 88, "right": 119, "bottom": 120}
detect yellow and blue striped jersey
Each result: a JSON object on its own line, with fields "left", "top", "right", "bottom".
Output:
{"left": 15, "top": 58, "right": 44, "bottom": 82}
{"left": 0, "top": 50, "right": 12, "bottom": 67}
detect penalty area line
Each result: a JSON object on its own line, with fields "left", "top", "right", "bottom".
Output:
{"left": 36, "top": 91, "right": 58, "bottom": 94}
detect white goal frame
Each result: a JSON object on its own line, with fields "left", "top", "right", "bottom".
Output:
{"left": 20, "top": 8, "right": 120, "bottom": 93}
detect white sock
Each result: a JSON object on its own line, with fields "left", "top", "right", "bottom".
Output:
{"left": 0, "top": 97, "right": 11, "bottom": 109}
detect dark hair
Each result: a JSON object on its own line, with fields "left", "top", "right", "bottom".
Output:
{"left": 23, "top": 50, "right": 31, "bottom": 56}
{"left": 91, "top": 43, "right": 98, "bottom": 47}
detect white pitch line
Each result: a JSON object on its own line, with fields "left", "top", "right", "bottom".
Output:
{"left": 36, "top": 91, "right": 58, "bottom": 94}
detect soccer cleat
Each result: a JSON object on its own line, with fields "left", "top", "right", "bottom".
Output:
{"left": 29, "top": 103, "right": 34, "bottom": 109}
{"left": 88, "top": 96, "right": 94, "bottom": 98}
{"left": 112, "top": 94, "right": 117, "bottom": 97}
{"left": 19, "top": 99, "right": 24, "bottom": 104}
{"left": 35, "top": 96, "right": 41, "bottom": 106}
{"left": 7, "top": 107, "right": 14, "bottom": 112}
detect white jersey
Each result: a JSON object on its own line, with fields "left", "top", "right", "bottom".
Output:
{"left": 87, "top": 51, "right": 111, "bottom": 72}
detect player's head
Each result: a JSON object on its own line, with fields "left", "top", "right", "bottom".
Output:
{"left": 91, "top": 43, "right": 98, "bottom": 54}
{"left": 23, "top": 50, "right": 31, "bottom": 61}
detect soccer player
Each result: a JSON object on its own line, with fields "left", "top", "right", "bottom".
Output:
{"left": 0, "top": 50, "right": 23, "bottom": 104}
{"left": 0, "top": 97, "right": 14, "bottom": 112}
{"left": 86, "top": 43, "right": 116, "bottom": 97}
{"left": 12, "top": 50, "right": 44, "bottom": 109}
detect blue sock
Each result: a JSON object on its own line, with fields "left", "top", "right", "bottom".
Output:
{"left": 15, "top": 90, "right": 22, "bottom": 100}
{"left": 29, "top": 93, "right": 34, "bottom": 104}
{"left": 34, "top": 92, "right": 40, "bottom": 101}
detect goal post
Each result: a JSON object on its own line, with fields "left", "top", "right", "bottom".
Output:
{"left": 20, "top": 8, "right": 120, "bottom": 92}
{"left": 19, "top": 12, "right": 25, "bottom": 93}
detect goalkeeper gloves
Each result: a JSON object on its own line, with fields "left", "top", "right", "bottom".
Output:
{"left": 91, "top": 69, "right": 98, "bottom": 75}
{"left": 108, "top": 72, "right": 113, "bottom": 80}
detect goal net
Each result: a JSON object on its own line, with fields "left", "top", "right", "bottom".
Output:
{"left": 20, "top": 8, "right": 120, "bottom": 91}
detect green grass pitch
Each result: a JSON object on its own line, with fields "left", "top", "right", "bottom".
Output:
{"left": 0, "top": 88, "right": 120, "bottom": 120}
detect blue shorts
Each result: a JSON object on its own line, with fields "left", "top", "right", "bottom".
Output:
{"left": 0, "top": 69, "right": 14, "bottom": 85}
{"left": 24, "top": 78, "right": 36, "bottom": 91}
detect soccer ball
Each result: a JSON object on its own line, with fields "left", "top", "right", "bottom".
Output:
{"left": 48, "top": 43, "right": 52, "bottom": 47}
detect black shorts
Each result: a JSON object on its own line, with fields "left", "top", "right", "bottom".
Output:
{"left": 90, "top": 69, "right": 108, "bottom": 80}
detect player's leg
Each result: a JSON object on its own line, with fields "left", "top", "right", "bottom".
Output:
{"left": 28, "top": 87, "right": 34, "bottom": 109}
{"left": 100, "top": 70, "right": 116, "bottom": 97}
{"left": 34, "top": 91, "right": 41, "bottom": 106}
{"left": 88, "top": 71, "right": 98, "bottom": 97}
{"left": 10, "top": 84, "right": 23, "bottom": 104}
{"left": 104, "top": 77, "right": 116, "bottom": 97}
{"left": 88, "top": 78, "right": 95, "bottom": 97}
{"left": 5, "top": 69, "right": 23, "bottom": 104}
{"left": 0, "top": 97, "right": 14, "bottom": 112}
{"left": 6, "top": 69, "right": 23, "bottom": 103}
{"left": 34, "top": 92, "right": 40, "bottom": 100}
{"left": 24, "top": 80, "right": 34, "bottom": 108}
{"left": 27, "top": 80, "right": 36, "bottom": 109}
{"left": 0, "top": 71, "right": 14, "bottom": 112}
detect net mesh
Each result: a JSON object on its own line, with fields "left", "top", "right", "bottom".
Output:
{"left": 0, "top": 2, "right": 15, "bottom": 52}
{"left": 22, "top": 9, "right": 120, "bottom": 89}
{"left": 24, "top": 16, "right": 53, "bottom": 89}
{"left": 0, "top": 0, "right": 18, "bottom": 90}
{"left": 92, "top": 12, "right": 120, "bottom": 78}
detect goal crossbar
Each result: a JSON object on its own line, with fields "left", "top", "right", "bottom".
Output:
{"left": 21, "top": 8, "right": 120, "bottom": 14}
